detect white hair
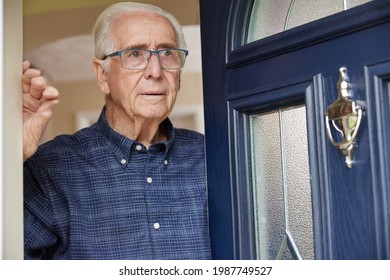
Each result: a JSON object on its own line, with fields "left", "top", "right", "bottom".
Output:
{"left": 92, "top": 2, "right": 187, "bottom": 71}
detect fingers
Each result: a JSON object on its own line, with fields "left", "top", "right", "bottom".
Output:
{"left": 29, "top": 76, "right": 47, "bottom": 99}
{"left": 42, "top": 85, "right": 60, "bottom": 100}
{"left": 22, "top": 67, "right": 42, "bottom": 94}
{"left": 22, "top": 61, "right": 59, "bottom": 101}
{"left": 22, "top": 60, "right": 31, "bottom": 72}
{"left": 21, "top": 60, "right": 60, "bottom": 112}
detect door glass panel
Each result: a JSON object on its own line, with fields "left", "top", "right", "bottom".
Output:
{"left": 250, "top": 110, "right": 285, "bottom": 260}
{"left": 282, "top": 106, "right": 314, "bottom": 260}
{"left": 250, "top": 105, "right": 314, "bottom": 259}
{"left": 248, "top": 0, "right": 372, "bottom": 42}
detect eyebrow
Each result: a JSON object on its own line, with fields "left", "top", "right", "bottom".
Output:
{"left": 124, "top": 42, "right": 178, "bottom": 50}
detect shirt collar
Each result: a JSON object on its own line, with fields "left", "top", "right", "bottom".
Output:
{"left": 97, "top": 107, "right": 175, "bottom": 164}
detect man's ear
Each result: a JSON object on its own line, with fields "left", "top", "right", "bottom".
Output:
{"left": 92, "top": 59, "right": 110, "bottom": 94}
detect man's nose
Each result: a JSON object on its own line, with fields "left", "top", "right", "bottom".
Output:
{"left": 143, "top": 53, "right": 162, "bottom": 78}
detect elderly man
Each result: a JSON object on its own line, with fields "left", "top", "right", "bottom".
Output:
{"left": 22, "top": 2, "right": 211, "bottom": 260}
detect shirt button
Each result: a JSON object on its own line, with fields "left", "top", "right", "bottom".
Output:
{"left": 164, "top": 160, "right": 168, "bottom": 165}
{"left": 154, "top": 223, "right": 160, "bottom": 230}
{"left": 120, "top": 159, "right": 127, "bottom": 165}
{"left": 146, "top": 177, "right": 153, "bottom": 184}
{"left": 135, "top": 144, "right": 142, "bottom": 151}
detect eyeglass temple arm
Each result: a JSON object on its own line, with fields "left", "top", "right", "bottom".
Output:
{"left": 101, "top": 51, "right": 120, "bottom": 60}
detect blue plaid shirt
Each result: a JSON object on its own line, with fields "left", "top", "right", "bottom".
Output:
{"left": 24, "top": 108, "right": 211, "bottom": 260}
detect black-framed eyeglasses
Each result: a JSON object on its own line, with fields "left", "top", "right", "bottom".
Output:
{"left": 102, "top": 48, "right": 189, "bottom": 70}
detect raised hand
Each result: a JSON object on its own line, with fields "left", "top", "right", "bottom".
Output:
{"left": 22, "top": 60, "right": 59, "bottom": 162}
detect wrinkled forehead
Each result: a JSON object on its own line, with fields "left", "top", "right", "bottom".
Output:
{"left": 110, "top": 11, "right": 178, "bottom": 49}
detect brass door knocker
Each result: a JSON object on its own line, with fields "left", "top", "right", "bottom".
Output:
{"left": 325, "top": 67, "right": 363, "bottom": 168}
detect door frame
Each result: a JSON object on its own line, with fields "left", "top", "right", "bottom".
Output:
{"left": 1, "top": 0, "right": 23, "bottom": 260}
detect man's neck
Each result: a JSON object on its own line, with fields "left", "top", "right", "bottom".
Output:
{"left": 105, "top": 107, "right": 167, "bottom": 148}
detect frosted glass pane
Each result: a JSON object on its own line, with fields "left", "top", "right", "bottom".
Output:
{"left": 286, "top": 1, "right": 343, "bottom": 30}
{"left": 248, "top": 0, "right": 373, "bottom": 42}
{"left": 247, "top": 0, "right": 290, "bottom": 42}
{"left": 251, "top": 106, "right": 313, "bottom": 260}
{"left": 281, "top": 106, "right": 314, "bottom": 259}
{"left": 251, "top": 111, "right": 285, "bottom": 260}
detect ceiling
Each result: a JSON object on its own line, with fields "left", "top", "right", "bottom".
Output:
{"left": 23, "top": 0, "right": 201, "bottom": 83}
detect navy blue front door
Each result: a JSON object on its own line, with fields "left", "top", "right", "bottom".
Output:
{"left": 200, "top": 0, "right": 390, "bottom": 259}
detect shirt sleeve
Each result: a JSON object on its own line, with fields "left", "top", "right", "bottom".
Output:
{"left": 24, "top": 161, "right": 58, "bottom": 259}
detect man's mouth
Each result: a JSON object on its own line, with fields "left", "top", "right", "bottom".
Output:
{"left": 140, "top": 92, "right": 165, "bottom": 96}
